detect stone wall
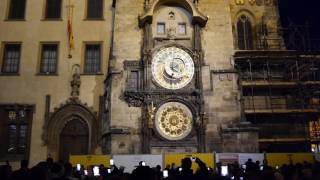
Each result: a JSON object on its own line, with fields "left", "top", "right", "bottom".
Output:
{"left": 198, "top": 0, "right": 239, "bottom": 152}
{"left": 107, "top": 0, "right": 145, "bottom": 154}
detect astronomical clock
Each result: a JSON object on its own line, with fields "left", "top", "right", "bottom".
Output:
{"left": 123, "top": 0, "right": 208, "bottom": 153}
{"left": 151, "top": 47, "right": 194, "bottom": 90}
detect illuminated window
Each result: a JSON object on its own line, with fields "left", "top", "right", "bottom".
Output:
{"left": 40, "top": 44, "right": 58, "bottom": 74}
{"left": 1, "top": 43, "right": 21, "bottom": 74}
{"left": 0, "top": 105, "right": 33, "bottom": 160}
{"left": 309, "top": 121, "right": 320, "bottom": 140}
{"left": 84, "top": 44, "right": 101, "bottom": 74}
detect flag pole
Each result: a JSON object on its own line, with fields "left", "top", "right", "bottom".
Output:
{"left": 67, "top": 0, "right": 74, "bottom": 58}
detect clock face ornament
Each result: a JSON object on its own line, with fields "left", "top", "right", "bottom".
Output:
{"left": 155, "top": 102, "right": 193, "bottom": 140}
{"left": 152, "top": 47, "right": 194, "bottom": 89}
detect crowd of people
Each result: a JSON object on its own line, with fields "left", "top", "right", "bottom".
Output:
{"left": 0, "top": 157, "right": 320, "bottom": 180}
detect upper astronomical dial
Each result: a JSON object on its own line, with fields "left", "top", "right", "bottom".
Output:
{"left": 151, "top": 47, "right": 194, "bottom": 90}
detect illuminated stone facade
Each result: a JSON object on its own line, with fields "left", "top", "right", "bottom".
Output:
{"left": 0, "top": 0, "right": 284, "bottom": 167}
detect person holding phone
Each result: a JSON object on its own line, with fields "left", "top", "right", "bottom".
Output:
{"left": 163, "top": 170, "right": 169, "bottom": 178}
{"left": 178, "top": 158, "right": 194, "bottom": 180}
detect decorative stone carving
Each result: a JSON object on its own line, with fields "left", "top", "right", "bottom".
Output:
{"left": 235, "top": 0, "right": 245, "bottom": 5}
{"left": 147, "top": 101, "right": 156, "bottom": 128}
{"left": 123, "top": 90, "right": 202, "bottom": 109}
{"left": 42, "top": 99, "right": 99, "bottom": 160}
{"left": 139, "top": 0, "right": 208, "bottom": 28}
{"left": 248, "top": 0, "right": 256, "bottom": 5}
{"left": 71, "top": 64, "right": 81, "bottom": 98}
{"left": 123, "top": 91, "right": 144, "bottom": 107}
{"left": 168, "top": 11, "right": 175, "bottom": 20}
{"left": 123, "top": 60, "right": 141, "bottom": 70}
{"left": 167, "top": 27, "right": 176, "bottom": 39}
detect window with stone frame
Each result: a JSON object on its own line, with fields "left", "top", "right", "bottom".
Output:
{"left": 157, "top": 23, "right": 166, "bottom": 35}
{"left": 44, "top": 0, "right": 62, "bottom": 19}
{"left": 237, "top": 15, "right": 254, "bottom": 50}
{"left": 40, "top": 43, "right": 58, "bottom": 74}
{"left": 0, "top": 105, "right": 33, "bottom": 160}
{"left": 127, "top": 71, "right": 139, "bottom": 90}
{"left": 86, "top": 0, "right": 103, "bottom": 19}
{"left": 84, "top": 44, "right": 101, "bottom": 74}
{"left": 178, "top": 23, "right": 187, "bottom": 35}
{"left": 1, "top": 43, "right": 21, "bottom": 74}
{"left": 8, "top": 0, "right": 26, "bottom": 20}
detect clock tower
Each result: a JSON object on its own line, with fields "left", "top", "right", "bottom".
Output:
{"left": 136, "top": 0, "right": 208, "bottom": 153}
{"left": 104, "top": 0, "right": 259, "bottom": 154}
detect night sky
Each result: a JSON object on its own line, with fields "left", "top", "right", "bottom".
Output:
{"left": 278, "top": 0, "right": 320, "bottom": 39}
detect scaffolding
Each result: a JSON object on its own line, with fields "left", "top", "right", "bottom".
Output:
{"left": 234, "top": 19, "right": 320, "bottom": 152}
{"left": 236, "top": 55, "right": 320, "bottom": 113}
{"left": 234, "top": 42, "right": 320, "bottom": 152}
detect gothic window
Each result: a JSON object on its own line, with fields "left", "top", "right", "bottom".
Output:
{"left": 178, "top": 23, "right": 187, "bottom": 35}
{"left": 0, "top": 105, "right": 33, "bottom": 159}
{"left": 1, "top": 43, "right": 21, "bottom": 74}
{"left": 8, "top": 0, "right": 26, "bottom": 20}
{"left": 157, "top": 23, "right": 166, "bottom": 34}
{"left": 84, "top": 44, "right": 101, "bottom": 74}
{"left": 40, "top": 43, "right": 58, "bottom": 74}
{"left": 87, "top": 0, "right": 103, "bottom": 19}
{"left": 237, "top": 15, "right": 254, "bottom": 50}
{"left": 45, "top": 0, "right": 62, "bottom": 19}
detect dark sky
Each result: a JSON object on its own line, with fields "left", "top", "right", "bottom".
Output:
{"left": 278, "top": 0, "right": 320, "bottom": 38}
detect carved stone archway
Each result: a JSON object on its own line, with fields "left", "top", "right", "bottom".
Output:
{"left": 139, "top": 0, "right": 208, "bottom": 27}
{"left": 43, "top": 101, "right": 99, "bottom": 160}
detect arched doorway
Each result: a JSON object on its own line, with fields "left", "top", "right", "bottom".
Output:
{"left": 59, "top": 118, "right": 89, "bottom": 161}
{"left": 43, "top": 103, "right": 100, "bottom": 161}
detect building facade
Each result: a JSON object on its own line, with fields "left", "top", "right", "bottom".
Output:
{"left": 0, "top": 0, "right": 319, "bottom": 167}
{"left": 0, "top": 0, "right": 113, "bottom": 167}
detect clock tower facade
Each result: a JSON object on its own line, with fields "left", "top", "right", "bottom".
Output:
{"left": 104, "top": 0, "right": 261, "bottom": 154}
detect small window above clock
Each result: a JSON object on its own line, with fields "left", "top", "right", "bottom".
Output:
{"left": 178, "top": 23, "right": 187, "bottom": 35}
{"left": 157, "top": 23, "right": 166, "bottom": 35}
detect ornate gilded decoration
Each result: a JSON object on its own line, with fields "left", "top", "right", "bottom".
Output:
{"left": 8, "top": 111, "right": 17, "bottom": 120}
{"left": 310, "top": 120, "right": 320, "bottom": 140}
{"left": 235, "top": 0, "right": 245, "bottom": 5}
{"left": 155, "top": 102, "right": 193, "bottom": 140}
{"left": 248, "top": 0, "right": 256, "bottom": 5}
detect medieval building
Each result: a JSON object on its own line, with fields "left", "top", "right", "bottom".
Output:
{"left": 0, "top": 0, "right": 319, "bottom": 168}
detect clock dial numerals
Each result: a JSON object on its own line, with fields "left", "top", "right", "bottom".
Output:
{"left": 152, "top": 47, "right": 194, "bottom": 90}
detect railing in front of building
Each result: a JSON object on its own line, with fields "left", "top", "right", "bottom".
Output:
{"left": 259, "top": 124, "right": 307, "bottom": 139}
{"left": 244, "top": 96, "right": 320, "bottom": 111}
{"left": 241, "top": 71, "right": 320, "bottom": 83}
